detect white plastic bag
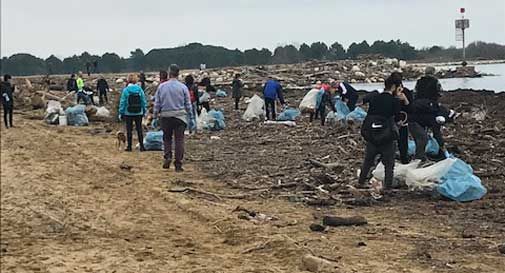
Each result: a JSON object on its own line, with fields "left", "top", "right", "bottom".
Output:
{"left": 264, "top": 120, "right": 296, "bottom": 127}
{"left": 405, "top": 158, "right": 457, "bottom": 190}
{"left": 372, "top": 160, "right": 421, "bottom": 183}
{"left": 197, "top": 108, "right": 209, "bottom": 129}
{"left": 242, "top": 94, "right": 265, "bottom": 121}
{"left": 199, "top": 91, "right": 210, "bottom": 103}
{"left": 299, "top": 88, "right": 320, "bottom": 112}
{"left": 95, "top": 106, "right": 111, "bottom": 118}
{"left": 46, "top": 100, "right": 64, "bottom": 115}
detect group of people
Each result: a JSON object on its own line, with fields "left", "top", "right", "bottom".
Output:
{"left": 357, "top": 67, "right": 454, "bottom": 192}
{"left": 66, "top": 72, "right": 111, "bottom": 105}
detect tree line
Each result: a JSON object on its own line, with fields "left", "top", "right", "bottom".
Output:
{"left": 1, "top": 40, "right": 504, "bottom": 76}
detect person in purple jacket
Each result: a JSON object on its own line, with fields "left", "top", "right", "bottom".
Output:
{"left": 263, "top": 76, "right": 285, "bottom": 120}
{"left": 153, "top": 64, "right": 193, "bottom": 172}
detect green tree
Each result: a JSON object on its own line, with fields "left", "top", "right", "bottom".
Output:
{"left": 129, "top": 48, "right": 146, "bottom": 71}
{"left": 299, "top": 43, "right": 311, "bottom": 61}
{"left": 272, "top": 45, "right": 300, "bottom": 64}
{"left": 101, "top": 53, "right": 124, "bottom": 73}
{"left": 310, "top": 42, "right": 329, "bottom": 60}
{"left": 347, "top": 40, "right": 370, "bottom": 59}
{"left": 45, "top": 55, "right": 63, "bottom": 75}
{"left": 329, "top": 42, "right": 346, "bottom": 60}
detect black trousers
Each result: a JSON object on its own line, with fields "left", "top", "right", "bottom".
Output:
{"left": 265, "top": 98, "right": 276, "bottom": 120}
{"left": 234, "top": 97, "right": 240, "bottom": 110}
{"left": 310, "top": 107, "right": 326, "bottom": 125}
{"left": 124, "top": 115, "right": 144, "bottom": 149}
{"left": 99, "top": 90, "right": 108, "bottom": 105}
{"left": 358, "top": 141, "right": 395, "bottom": 188}
{"left": 347, "top": 96, "right": 358, "bottom": 111}
{"left": 398, "top": 125, "right": 410, "bottom": 164}
{"left": 3, "top": 104, "right": 13, "bottom": 128}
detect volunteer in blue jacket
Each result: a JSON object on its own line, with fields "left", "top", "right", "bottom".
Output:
{"left": 263, "top": 76, "right": 285, "bottom": 120}
{"left": 119, "top": 74, "right": 148, "bottom": 152}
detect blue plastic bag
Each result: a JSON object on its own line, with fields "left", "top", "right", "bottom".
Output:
{"left": 216, "top": 90, "right": 227, "bottom": 97}
{"left": 408, "top": 137, "right": 440, "bottom": 156}
{"left": 207, "top": 110, "right": 226, "bottom": 131}
{"left": 334, "top": 98, "right": 350, "bottom": 120}
{"left": 144, "top": 131, "right": 164, "bottom": 151}
{"left": 277, "top": 108, "right": 301, "bottom": 121}
{"left": 437, "top": 159, "right": 487, "bottom": 202}
{"left": 346, "top": 107, "right": 367, "bottom": 123}
{"left": 65, "top": 105, "right": 89, "bottom": 126}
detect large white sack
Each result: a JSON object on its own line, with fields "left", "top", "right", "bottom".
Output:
{"left": 46, "top": 100, "right": 64, "bottom": 115}
{"left": 197, "top": 108, "right": 209, "bottom": 130}
{"left": 95, "top": 106, "right": 111, "bottom": 118}
{"left": 242, "top": 94, "right": 265, "bottom": 121}
{"left": 405, "top": 158, "right": 457, "bottom": 190}
{"left": 299, "top": 88, "right": 320, "bottom": 112}
{"left": 372, "top": 160, "right": 421, "bottom": 182}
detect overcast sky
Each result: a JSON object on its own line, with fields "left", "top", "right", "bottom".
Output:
{"left": 1, "top": 0, "right": 504, "bottom": 59}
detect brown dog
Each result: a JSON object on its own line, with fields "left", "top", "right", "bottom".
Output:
{"left": 116, "top": 131, "right": 126, "bottom": 151}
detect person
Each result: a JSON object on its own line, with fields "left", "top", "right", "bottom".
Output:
{"left": 184, "top": 74, "right": 198, "bottom": 133}
{"left": 231, "top": 74, "right": 243, "bottom": 111}
{"left": 391, "top": 72, "right": 413, "bottom": 164}
{"left": 358, "top": 76, "right": 402, "bottom": 191}
{"left": 76, "top": 72, "right": 87, "bottom": 104}
{"left": 263, "top": 76, "right": 285, "bottom": 120}
{"left": 83, "top": 86, "right": 96, "bottom": 105}
{"left": 310, "top": 83, "right": 336, "bottom": 126}
{"left": 1, "top": 74, "right": 15, "bottom": 128}
{"left": 159, "top": 70, "right": 168, "bottom": 84}
{"left": 139, "top": 71, "right": 146, "bottom": 91}
{"left": 96, "top": 76, "right": 110, "bottom": 105}
{"left": 336, "top": 81, "right": 359, "bottom": 111}
{"left": 409, "top": 67, "right": 448, "bottom": 161}
{"left": 153, "top": 64, "right": 193, "bottom": 172}
{"left": 198, "top": 82, "right": 210, "bottom": 112}
{"left": 66, "top": 74, "right": 78, "bottom": 93}
{"left": 119, "top": 74, "right": 147, "bottom": 152}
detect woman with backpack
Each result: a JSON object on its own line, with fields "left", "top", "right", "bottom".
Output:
{"left": 119, "top": 74, "right": 148, "bottom": 152}
{"left": 358, "top": 76, "right": 402, "bottom": 192}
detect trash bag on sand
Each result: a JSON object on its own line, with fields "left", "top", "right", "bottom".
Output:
{"left": 408, "top": 136, "right": 440, "bottom": 156}
{"left": 95, "top": 106, "right": 111, "bottom": 118}
{"left": 437, "top": 159, "right": 487, "bottom": 202}
{"left": 143, "top": 131, "right": 164, "bottom": 151}
{"left": 197, "top": 108, "right": 209, "bottom": 130}
{"left": 206, "top": 110, "right": 225, "bottom": 131}
{"left": 335, "top": 99, "right": 350, "bottom": 120}
{"left": 277, "top": 108, "right": 301, "bottom": 121}
{"left": 405, "top": 158, "right": 456, "bottom": 190}
{"left": 372, "top": 160, "right": 421, "bottom": 183}
{"left": 65, "top": 105, "right": 89, "bottom": 126}
{"left": 216, "top": 89, "right": 227, "bottom": 97}
{"left": 346, "top": 107, "right": 367, "bottom": 123}
{"left": 299, "top": 88, "right": 323, "bottom": 112}
{"left": 243, "top": 95, "right": 264, "bottom": 121}
{"left": 44, "top": 100, "right": 64, "bottom": 125}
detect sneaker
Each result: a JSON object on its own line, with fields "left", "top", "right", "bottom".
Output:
{"left": 139, "top": 146, "right": 146, "bottom": 152}
{"left": 163, "top": 160, "right": 171, "bottom": 169}
{"left": 175, "top": 166, "right": 184, "bottom": 173}
{"left": 124, "top": 147, "right": 132, "bottom": 152}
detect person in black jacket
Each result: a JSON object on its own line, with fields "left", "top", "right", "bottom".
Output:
{"left": 96, "top": 76, "right": 110, "bottom": 105}
{"left": 1, "top": 74, "right": 15, "bottom": 128}
{"left": 409, "top": 67, "right": 448, "bottom": 161}
{"left": 66, "top": 74, "right": 78, "bottom": 93}
{"left": 391, "top": 72, "right": 413, "bottom": 164}
{"left": 358, "top": 76, "right": 402, "bottom": 191}
{"left": 336, "top": 81, "right": 359, "bottom": 111}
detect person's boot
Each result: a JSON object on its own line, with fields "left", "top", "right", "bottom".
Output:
{"left": 175, "top": 165, "right": 184, "bottom": 173}
{"left": 163, "top": 160, "right": 171, "bottom": 169}
{"left": 124, "top": 145, "right": 132, "bottom": 152}
{"left": 139, "top": 145, "right": 146, "bottom": 152}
